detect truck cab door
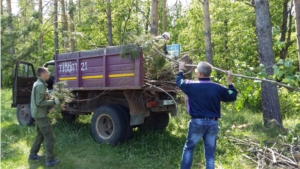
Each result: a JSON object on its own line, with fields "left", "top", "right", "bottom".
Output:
{"left": 12, "top": 62, "right": 37, "bottom": 107}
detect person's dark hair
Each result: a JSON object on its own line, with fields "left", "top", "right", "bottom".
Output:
{"left": 196, "top": 62, "right": 212, "bottom": 77}
{"left": 36, "top": 67, "right": 48, "bottom": 77}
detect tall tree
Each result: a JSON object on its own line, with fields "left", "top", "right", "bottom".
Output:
{"left": 54, "top": 0, "right": 59, "bottom": 55}
{"left": 151, "top": 0, "right": 159, "bottom": 35}
{"left": 1, "top": 0, "right": 3, "bottom": 88}
{"left": 255, "top": 0, "right": 282, "bottom": 127}
{"left": 162, "top": 0, "right": 167, "bottom": 32}
{"left": 61, "top": 0, "right": 69, "bottom": 52}
{"left": 294, "top": 0, "right": 300, "bottom": 71}
{"left": 69, "top": 0, "right": 76, "bottom": 52}
{"left": 202, "top": 0, "right": 213, "bottom": 65}
{"left": 6, "top": 0, "right": 15, "bottom": 55}
{"left": 106, "top": 0, "right": 114, "bottom": 46}
{"left": 145, "top": 1, "right": 151, "bottom": 34}
{"left": 279, "top": 0, "right": 289, "bottom": 59}
{"left": 39, "top": 0, "right": 44, "bottom": 63}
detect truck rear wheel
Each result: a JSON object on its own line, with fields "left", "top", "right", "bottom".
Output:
{"left": 139, "top": 112, "right": 170, "bottom": 131}
{"left": 91, "top": 106, "right": 127, "bottom": 144}
{"left": 112, "top": 105, "right": 132, "bottom": 140}
{"left": 16, "top": 104, "right": 34, "bottom": 126}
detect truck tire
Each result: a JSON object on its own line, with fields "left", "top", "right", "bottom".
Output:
{"left": 61, "top": 111, "right": 78, "bottom": 122}
{"left": 16, "top": 104, "right": 34, "bottom": 126}
{"left": 91, "top": 106, "right": 127, "bottom": 144}
{"left": 139, "top": 112, "right": 170, "bottom": 131}
{"left": 112, "top": 105, "right": 133, "bottom": 140}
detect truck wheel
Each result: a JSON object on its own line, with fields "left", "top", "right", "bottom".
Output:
{"left": 139, "top": 112, "right": 170, "bottom": 131}
{"left": 91, "top": 106, "right": 127, "bottom": 144}
{"left": 16, "top": 104, "right": 34, "bottom": 126}
{"left": 112, "top": 105, "right": 133, "bottom": 140}
{"left": 61, "top": 111, "right": 78, "bottom": 122}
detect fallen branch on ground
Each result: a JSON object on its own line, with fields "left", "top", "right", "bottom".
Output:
{"left": 226, "top": 136, "right": 300, "bottom": 169}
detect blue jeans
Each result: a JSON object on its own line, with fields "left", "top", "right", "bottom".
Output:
{"left": 180, "top": 118, "right": 219, "bottom": 169}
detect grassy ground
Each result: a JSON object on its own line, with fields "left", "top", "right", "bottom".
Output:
{"left": 1, "top": 89, "right": 299, "bottom": 169}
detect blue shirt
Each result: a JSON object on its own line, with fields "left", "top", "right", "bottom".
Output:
{"left": 176, "top": 72, "right": 238, "bottom": 118}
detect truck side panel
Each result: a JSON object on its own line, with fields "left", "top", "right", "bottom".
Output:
{"left": 55, "top": 46, "right": 143, "bottom": 90}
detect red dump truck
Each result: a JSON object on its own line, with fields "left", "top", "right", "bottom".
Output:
{"left": 12, "top": 45, "right": 177, "bottom": 144}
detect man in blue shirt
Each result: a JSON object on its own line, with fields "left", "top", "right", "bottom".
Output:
{"left": 176, "top": 61, "right": 238, "bottom": 169}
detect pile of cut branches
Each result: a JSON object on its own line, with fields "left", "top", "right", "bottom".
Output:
{"left": 121, "top": 34, "right": 194, "bottom": 95}
{"left": 227, "top": 136, "right": 300, "bottom": 169}
{"left": 124, "top": 34, "right": 191, "bottom": 82}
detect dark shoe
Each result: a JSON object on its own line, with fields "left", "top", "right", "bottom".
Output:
{"left": 46, "top": 160, "right": 60, "bottom": 167}
{"left": 28, "top": 154, "right": 44, "bottom": 160}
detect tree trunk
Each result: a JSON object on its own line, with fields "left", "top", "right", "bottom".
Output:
{"left": 39, "top": 0, "right": 44, "bottom": 63}
{"left": 163, "top": 0, "right": 167, "bottom": 32}
{"left": 69, "top": 0, "right": 75, "bottom": 52}
{"left": 202, "top": 0, "right": 213, "bottom": 65}
{"left": 1, "top": 0, "right": 3, "bottom": 89}
{"left": 145, "top": 2, "right": 151, "bottom": 34}
{"left": 61, "top": 0, "right": 69, "bottom": 52}
{"left": 6, "top": 0, "right": 15, "bottom": 55}
{"left": 254, "top": 0, "right": 282, "bottom": 127}
{"left": 294, "top": 0, "right": 300, "bottom": 71}
{"left": 286, "top": 1, "right": 293, "bottom": 55}
{"left": 106, "top": 0, "right": 114, "bottom": 46}
{"left": 0, "top": 0, "right": 2, "bottom": 16}
{"left": 54, "top": 0, "right": 59, "bottom": 56}
{"left": 279, "top": 0, "right": 289, "bottom": 59}
{"left": 78, "top": 0, "right": 81, "bottom": 22}
{"left": 136, "top": 0, "right": 140, "bottom": 35}
{"left": 151, "top": 0, "right": 159, "bottom": 36}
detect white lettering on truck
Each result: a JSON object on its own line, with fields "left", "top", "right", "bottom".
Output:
{"left": 58, "top": 61, "right": 87, "bottom": 73}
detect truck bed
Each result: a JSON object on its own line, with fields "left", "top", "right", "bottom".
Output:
{"left": 55, "top": 46, "right": 143, "bottom": 90}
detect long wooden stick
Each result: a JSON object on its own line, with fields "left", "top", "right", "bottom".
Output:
{"left": 152, "top": 47, "right": 300, "bottom": 92}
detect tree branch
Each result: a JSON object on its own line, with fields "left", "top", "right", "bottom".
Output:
{"left": 152, "top": 47, "right": 300, "bottom": 92}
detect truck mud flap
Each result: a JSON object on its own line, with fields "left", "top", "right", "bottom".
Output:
{"left": 123, "top": 90, "right": 150, "bottom": 126}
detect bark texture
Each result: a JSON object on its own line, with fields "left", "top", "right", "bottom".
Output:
{"left": 106, "top": 0, "right": 114, "bottom": 46}
{"left": 202, "top": 0, "right": 213, "bottom": 65}
{"left": 294, "top": 0, "right": 300, "bottom": 71}
{"left": 255, "top": 0, "right": 282, "bottom": 126}
{"left": 54, "top": 0, "right": 59, "bottom": 55}
{"left": 151, "top": 0, "right": 158, "bottom": 36}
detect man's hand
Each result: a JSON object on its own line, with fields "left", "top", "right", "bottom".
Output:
{"left": 179, "top": 62, "right": 185, "bottom": 72}
{"left": 227, "top": 70, "right": 233, "bottom": 85}
{"left": 54, "top": 99, "right": 60, "bottom": 105}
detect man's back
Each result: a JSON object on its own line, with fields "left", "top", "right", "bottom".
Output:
{"left": 176, "top": 73, "right": 237, "bottom": 119}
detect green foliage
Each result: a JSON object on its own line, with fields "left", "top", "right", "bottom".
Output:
{"left": 50, "top": 81, "right": 74, "bottom": 115}
{"left": 273, "top": 59, "right": 300, "bottom": 87}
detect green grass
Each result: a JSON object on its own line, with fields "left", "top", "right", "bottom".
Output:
{"left": 1, "top": 89, "right": 299, "bottom": 169}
